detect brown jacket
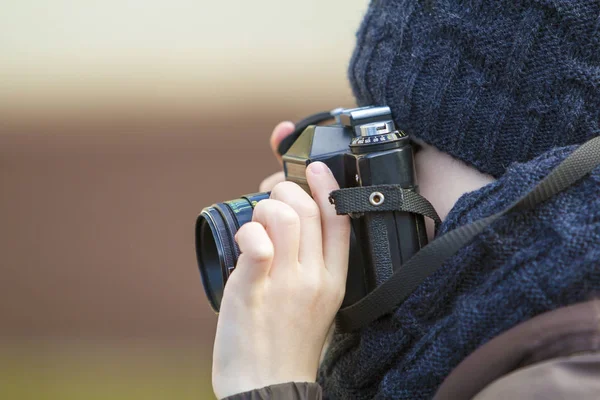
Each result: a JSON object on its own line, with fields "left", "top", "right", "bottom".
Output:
{"left": 224, "top": 300, "right": 600, "bottom": 399}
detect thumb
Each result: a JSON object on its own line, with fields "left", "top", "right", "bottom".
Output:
{"left": 269, "top": 121, "right": 295, "bottom": 166}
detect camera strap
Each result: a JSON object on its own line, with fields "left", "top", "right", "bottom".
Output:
{"left": 329, "top": 185, "right": 441, "bottom": 227}
{"left": 333, "top": 136, "right": 600, "bottom": 332}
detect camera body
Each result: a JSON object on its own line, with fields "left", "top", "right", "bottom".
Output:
{"left": 195, "top": 106, "right": 428, "bottom": 311}
{"left": 282, "top": 106, "right": 427, "bottom": 306}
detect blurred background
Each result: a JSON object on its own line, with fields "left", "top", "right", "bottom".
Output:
{"left": 0, "top": 1, "right": 367, "bottom": 398}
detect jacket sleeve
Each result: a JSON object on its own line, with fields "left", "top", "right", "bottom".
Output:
{"left": 222, "top": 382, "right": 323, "bottom": 400}
{"left": 473, "top": 352, "right": 600, "bottom": 400}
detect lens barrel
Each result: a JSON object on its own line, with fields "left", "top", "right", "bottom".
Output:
{"left": 195, "top": 192, "right": 270, "bottom": 312}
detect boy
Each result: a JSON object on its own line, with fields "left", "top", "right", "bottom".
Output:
{"left": 212, "top": 1, "right": 600, "bottom": 398}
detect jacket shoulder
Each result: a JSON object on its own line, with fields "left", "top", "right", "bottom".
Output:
{"left": 434, "top": 300, "right": 600, "bottom": 399}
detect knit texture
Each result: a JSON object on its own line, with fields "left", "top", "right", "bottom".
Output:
{"left": 318, "top": 146, "right": 600, "bottom": 399}
{"left": 349, "top": 0, "right": 600, "bottom": 178}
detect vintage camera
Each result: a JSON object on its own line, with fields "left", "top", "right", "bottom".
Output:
{"left": 195, "top": 106, "right": 428, "bottom": 312}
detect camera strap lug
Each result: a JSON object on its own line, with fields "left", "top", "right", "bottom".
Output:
{"left": 329, "top": 185, "right": 441, "bottom": 229}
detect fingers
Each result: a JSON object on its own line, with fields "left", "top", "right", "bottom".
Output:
{"left": 306, "top": 162, "right": 350, "bottom": 283}
{"left": 234, "top": 222, "right": 274, "bottom": 281}
{"left": 270, "top": 181, "right": 323, "bottom": 265}
{"left": 269, "top": 121, "right": 295, "bottom": 165}
{"left": 259, "top": 171, "right": 285, "bottom": 192}
{"left": 252, "top": 199, "right": 300, "bottom": 276}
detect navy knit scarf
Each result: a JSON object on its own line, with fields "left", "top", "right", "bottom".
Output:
{"left": 319, "top": 147, "right": 600, "bottom": 399}
{"left": 318, "top": 1, "right": 600, "bottom": 398}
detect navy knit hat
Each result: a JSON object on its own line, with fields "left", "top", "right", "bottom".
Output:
{"left": 349, "top": 0, "right": 600, "bottom": 178}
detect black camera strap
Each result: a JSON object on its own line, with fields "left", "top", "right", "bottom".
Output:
{"left": 333, "top": 136, "right": 600, "bottom": 332}
{"left": 330, "top": 185, "right": 441, "bottom": 293}
{"left": 329, "top": 185, "right": 441, "bottom": 229}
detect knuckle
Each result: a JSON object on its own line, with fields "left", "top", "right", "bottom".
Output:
{"left": 252, "top": 199, "right": 273, "bottom": 218}
{"left": 248, "top": 243, "right": 274, "bottom": 263}
{"left": 238, "top": 222, "right": 273, "bottom": 261}
{"left": 271, "top": 182, "right": 320, "bottom": 220}
{"left": 253, "top": 199, "right": 268, "bottom": 212}
{"left": 270, "top": 181, "right": 298, "bottom": 198}
{"left": 274, "top": 205, "right": 300, "bottom": 227}
{"left": 237, "top": 220, "right": 256, "bottom": 235}
{"left": 236, "top": 221, "right": 261, "bottom": 241}
{"left": 254, "top": 199, "right": 300, "bottom": 228}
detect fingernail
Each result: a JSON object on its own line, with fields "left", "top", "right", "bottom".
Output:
{"left": 310, "top": 162, "right": 329, "bottom": 175}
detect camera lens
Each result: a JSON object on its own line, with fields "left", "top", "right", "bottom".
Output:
{"left": 195, "top": 192, "right": 270, "bottom": 312}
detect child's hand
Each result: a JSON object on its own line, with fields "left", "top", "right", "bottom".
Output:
{"left": 212, "top": 161, "right": 350, "bottom": 399}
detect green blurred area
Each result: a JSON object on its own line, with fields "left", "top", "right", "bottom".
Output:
{"left": 0, "top": 341, "right": 215, "bottom": 400}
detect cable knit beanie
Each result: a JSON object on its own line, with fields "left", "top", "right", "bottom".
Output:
{"left": 349, "top": 0, "right": 600, "bottom": 178}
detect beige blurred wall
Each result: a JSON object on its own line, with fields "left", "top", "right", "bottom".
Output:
{"left": 0, "top": 1, "right": 368, "bottom": 398}
{"left": 1, "top": 0, "right": 367, "bottom": 119}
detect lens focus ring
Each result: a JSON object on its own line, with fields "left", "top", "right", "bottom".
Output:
{"left": 195, "top": 192, "right": 270, "bottom": 312}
